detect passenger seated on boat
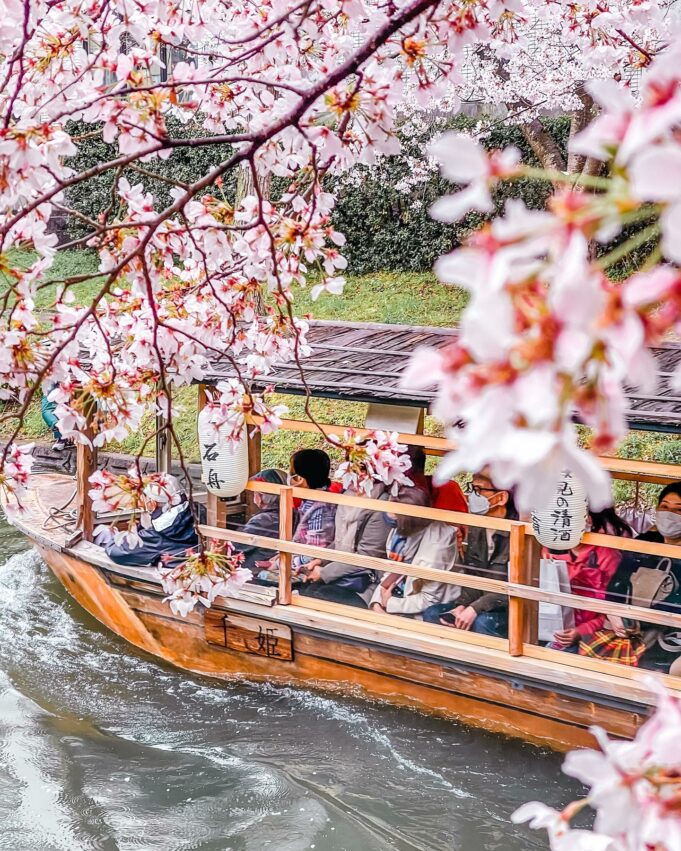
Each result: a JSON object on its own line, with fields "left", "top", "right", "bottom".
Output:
{"left": 602, "top": 482, "right": 681, "bottom": 671}
{"left": 298, "top": 477, "right": 390, "bottom": 605}
{"left": 257, "top": 449, "right": 337, "bottom": 585}
{"left": 368, "top": 486, "right": 462, "bottom": 617}
{"left": 543, "top": 508, "right": 631, "bottom": 654}
{"left": 103, "top": 486, "right": 198, "bottom": 569}
{"left": 405, "top": 446, "right": 468, "bottom": 513}
{"left": 422, "top": 470, "right": 517, "bottom": 637}
{"left": 233, "top": 469, "right": 288, "bottom": 573}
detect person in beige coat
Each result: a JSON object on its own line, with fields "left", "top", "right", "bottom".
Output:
{"left": 300, "top": 481, "right": 390, "bottom": 601}
{"left": 369, "top": 487, "right": 461, "bottom": 618}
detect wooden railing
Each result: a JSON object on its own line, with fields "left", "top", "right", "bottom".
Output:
{"left": 200, "top": 480, "right": 681, "bottom": 685}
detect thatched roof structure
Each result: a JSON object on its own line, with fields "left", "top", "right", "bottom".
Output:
{"left": 203, "top": 320, "right": 681, "bottom": 434}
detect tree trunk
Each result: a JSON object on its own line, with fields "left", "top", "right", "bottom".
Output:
{"left": 566, "top": 84, "right": 597, "bottom": 175}
{"left": 235, "top": 161, "right": 272, "bottom": 206}
{"left": 521, "top": 118, "right": 566, "bottom": 173}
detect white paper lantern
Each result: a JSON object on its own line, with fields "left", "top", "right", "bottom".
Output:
{"left": 530, "top": 470, "right": 588, "bottom": 551}
{"left": 198, "top": 407, "right": 250, "bottom": 498}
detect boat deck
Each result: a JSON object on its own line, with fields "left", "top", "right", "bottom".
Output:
{"left": 17, "top": 472, "right": 79, "bottom": 550}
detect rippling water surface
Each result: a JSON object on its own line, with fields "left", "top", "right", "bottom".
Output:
{"left": 0, "top": 519, "right": 581, "bottom": 850}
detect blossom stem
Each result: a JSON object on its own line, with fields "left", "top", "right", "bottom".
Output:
{"left": 596, "top": 223, "right": 661, "bottom": 271}
{"left": 520, "top": 167, "right": 612, "bottom": 190}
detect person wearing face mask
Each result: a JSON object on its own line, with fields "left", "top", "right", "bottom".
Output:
{"left": 604, "top": 482, "right": 681, "bottom": 671}
{"left": 298, "top": 475, "right": 391, "bottom": 606}
{"left": 232, "top": 469, "right": 288, "bottom": 574}
{"left": 422, "top": 470, "right": 517, "bottom": 636}
{"left": 369, "top": 486, "right": 462, "bottom": 617}
{"left": 543, "top": 508, "right": 631, "bottom": 653}
{"left": 643, "top": 483, "right": 681, "bottom": 548}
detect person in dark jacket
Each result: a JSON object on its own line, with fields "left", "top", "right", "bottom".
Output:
{"left": 422, "top": 469, "right": 517, "bottom": 636}
{"left": 605, "top": 482, "right": 681, "bottom": 671}
{"left": 41, "top": 383, "right": 71, "bottom": 451}
{"left": 234, "top": 468, "right": 288, "bottom": 573}
{"left": 105, "top": 495, "right": 198, "bottom": 568}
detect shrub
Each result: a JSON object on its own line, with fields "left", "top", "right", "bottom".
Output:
{"left": 330, "top": 114, "right": 558, "bottom": 275}
{"left": 64, "top": 118, "right": 238, "bottom": 237}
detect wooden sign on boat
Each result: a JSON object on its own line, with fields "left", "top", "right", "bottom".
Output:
{"left": 205, "top": 610, "right": 294, "bottom": 661}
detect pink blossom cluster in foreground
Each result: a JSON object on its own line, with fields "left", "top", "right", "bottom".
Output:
{"left": 514, "top": 682, "right": 681, "bottom": 851}
{"left": 200, "top": 380, "right": 290, "bottom": 444}
{"left": 89, "top": 467, "right": 180, "bottom": 548}
{"left": 407, "top": 39, "right": 681, "bottom": 512}
{"left": 158, "top": 542, "right": 251, "bottom": 618}
{"left": 0, "top": 0, "right": 671, "bottom": 519}
{"left": 0, "top": 443, "right": 33, "bottom": 520}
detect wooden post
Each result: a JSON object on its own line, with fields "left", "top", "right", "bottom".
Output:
{"left": 278, "top": 485, "right": 294, "bottom": 605}
{"left": 508, "top": 524, "right": 527, "bottom": 657}
{"left": 76, "top": 427, "right": 96, "bottom": 541}
{"left": 524, "top": 534, "right": 542, "bottom": 645}
{"left": 245, "top": 428, "right": 262, "bottom": 520}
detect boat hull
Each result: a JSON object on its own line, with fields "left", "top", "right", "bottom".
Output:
{"left": 36, "top": 543, "right": 646, "bottom": 751}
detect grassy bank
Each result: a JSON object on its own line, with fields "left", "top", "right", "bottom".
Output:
{"left": 12, "top": 248, "right": 467, "bottom": 324}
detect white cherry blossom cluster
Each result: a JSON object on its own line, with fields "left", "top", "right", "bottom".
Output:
{"left": 0, "top": 443, "right": 34, "bottom": 519}
{"left": 200, "top": 379, "right": 289, "bottom": 442}
{"left": 333, "top": 428, "right": 413, "bottom": 496}
{"left": 0, "top": 0, "right": 676, "bottom": 552}
{"left": 514, "top": 682, "right": 681, "bottom": 851}
{"left": 89, "top": 467, "right": 180, "bottom": 548}
{"left": 407, "top": 36, "right": 681, "bottom": 512}
{"left": 158, "top": 541, "right": 251, "bottom": 617}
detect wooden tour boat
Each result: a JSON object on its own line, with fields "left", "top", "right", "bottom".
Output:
{"left": 7, "top": 320, "right": 681, "bottom": 751}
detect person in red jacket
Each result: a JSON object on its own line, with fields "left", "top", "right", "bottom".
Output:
{"left": 546, "top": 508, "right": 633, "bottom": 651}
{"left": 405, "top": 446, "right": 468, "bottom": 513}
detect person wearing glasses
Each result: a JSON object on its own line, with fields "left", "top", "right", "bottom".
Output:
{"left": 422, "top": 470, "right": 518, "bottom": 637}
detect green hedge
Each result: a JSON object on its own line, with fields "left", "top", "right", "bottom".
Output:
{"left": 330, "top": 115, "right": 562, "bottom": 274}
{"left": 64, "top": 114, "right": 655, "bottom": 276}
{"left": 64, "top": 114, "right": 559, "bottom": 260}
{"left": 64, "top": 118, "right": 238, "bottom": 236}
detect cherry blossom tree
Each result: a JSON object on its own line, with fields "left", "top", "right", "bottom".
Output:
{"left": 455, "top": 5, "right": 672, "bottom": 180}
{"left": 407, "top": 29, "right": 681, "bottom": 512}
{"left": 513, "top": 682, "right": 681, "bottom": 850}
{"left": 1, "top": 0, "right": 680, "bottom": 611}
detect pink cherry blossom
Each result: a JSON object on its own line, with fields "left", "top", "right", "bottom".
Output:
{"left": 429, "top": 133, "right": 521, "bottom": 223}
{"left": 158, "top": 542, "right": 248, "bottom": 617}
{"left": 333, "top": 428, "right": 413, "bottom": 496}
{"left": 515, "top": 684, "right": 681, "bottom": 851}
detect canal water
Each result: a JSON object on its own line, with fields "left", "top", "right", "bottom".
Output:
{"left": 0, "top": 518, "right": 581, "bottom": 851}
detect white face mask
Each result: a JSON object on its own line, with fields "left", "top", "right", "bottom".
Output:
{"left": 468, "top": 492, "right": 491, "bottom": 515}
{"left": 656, "top": 510, "right": 681, "bottom": 539}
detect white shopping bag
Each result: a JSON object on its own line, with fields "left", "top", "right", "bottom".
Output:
{"left": 538, "top": 558, "right": 575, "bottom": 642}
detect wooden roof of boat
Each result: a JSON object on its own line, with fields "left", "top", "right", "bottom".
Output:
{"left": 202, "top": 319, "right": 681, "bottom": 434}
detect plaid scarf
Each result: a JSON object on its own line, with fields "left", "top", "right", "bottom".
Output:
{"left": 387, "top": 532, "right": 409, "bottom": 563}
{"left": 579, "top": 629, "right": 646, "bottom": 666}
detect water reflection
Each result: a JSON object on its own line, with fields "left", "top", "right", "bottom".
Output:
{"left": 0, "top": 519, "right": 577, "bottom": 850}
